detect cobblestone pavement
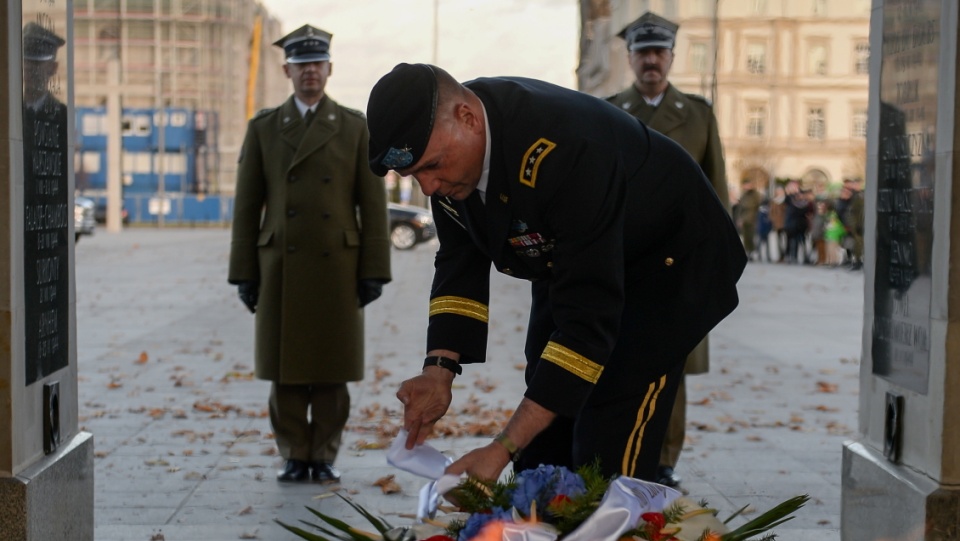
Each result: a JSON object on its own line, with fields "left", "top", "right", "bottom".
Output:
{"left": 76, "top": 229, "right": 863, "bottom": 541}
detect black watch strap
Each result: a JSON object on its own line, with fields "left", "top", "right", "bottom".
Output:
{"left": 423, "top": 355, "right": 462, "bottom": 376}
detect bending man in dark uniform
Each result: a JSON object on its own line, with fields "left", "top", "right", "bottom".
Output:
{"left": 366, "top": 63, "right": 746, "bottom": 482}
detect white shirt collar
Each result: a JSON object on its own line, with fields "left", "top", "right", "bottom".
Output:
{"left": 643, "top": 92, "right": 665, "bottom": 106}
{"left": 294, "top": 96, "right": 318, "bottom": 118}
{"left": 475, "top": 101, "right": 492, "bottom": 203}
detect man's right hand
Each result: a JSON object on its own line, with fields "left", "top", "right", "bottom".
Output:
{"left": 396, "top": 367, "right": 455, "bottom": 449}
{"left": 237, "top": 281, "right": 258, "bottom": 313}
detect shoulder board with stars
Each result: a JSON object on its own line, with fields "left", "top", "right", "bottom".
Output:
{"left": 519, "top": 137, "right": 556, "bottom": 188}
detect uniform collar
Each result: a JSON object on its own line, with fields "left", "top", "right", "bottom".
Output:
{"left": 476, "top": 100, "right": 492, "bottom": 203}
{"left": 294, "top": 95, "right": 325, "bottom": 117}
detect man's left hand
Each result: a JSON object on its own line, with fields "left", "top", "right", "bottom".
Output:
{"left": 445, "top": 442, "right": 511, "bottom": 483}
{"left": 357, "top": 279, "right": 384, "bottom": 308}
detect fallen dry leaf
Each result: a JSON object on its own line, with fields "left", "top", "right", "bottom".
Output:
{"left": 373, "top": 474, "right": 402, "bottom": 494}
{"left": 238, "top": 505, "right": 253, "bottom": 516}
{"left": 816, "top": 381, "right": 839, "bottom": 393}
{"left": 137, "top": 351, "right": 149, "bottom": 364}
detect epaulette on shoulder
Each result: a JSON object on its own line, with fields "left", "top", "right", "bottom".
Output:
{"left": 341, "top": 106, "right": 366, "bottom": 119}
{"left": 685, "top": 93, "right": 713, "bottom": 107}
{"left": 251, "top": 106, "right": 277, "bottom": 120}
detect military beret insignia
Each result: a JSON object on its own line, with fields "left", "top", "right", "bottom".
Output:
{"left": 520, "top": 138, "right": 556, "bottom": 188}
{"left": 380, "top": 146, "right": 414, "bottom": 170}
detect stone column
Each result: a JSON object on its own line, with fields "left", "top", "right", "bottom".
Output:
{"left": 0, "top": 1, "right": 94, "bottom": 539}
{"left": 842, "top": 1, "right": 960, "bottom": 539}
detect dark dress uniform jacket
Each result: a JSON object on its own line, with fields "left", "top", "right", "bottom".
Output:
{"left": 426, "top": 77, "right": 746, "bottom": 419}
{"left": 229, "top": 96, "right": 391, "bottom": 384}
{"left": 606, "top": 83, "right": 729, "bottom": 374}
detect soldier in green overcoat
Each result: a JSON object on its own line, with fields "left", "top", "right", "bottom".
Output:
{"left": 606, "top": 12, "right": 731, "bottom": 488}
{"left": 228, "top": 25, "right": 391, "bottom": 483}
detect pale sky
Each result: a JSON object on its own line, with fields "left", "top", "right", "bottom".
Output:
{"left": 258, "top": 0, "right": 580, "bottom": 111}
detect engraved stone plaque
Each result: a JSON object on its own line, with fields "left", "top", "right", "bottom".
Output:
{"left": 22, "top": 1, "right": 70, "bottom": 385}
{"left": 871, "top": 0, "right": 939, "bottom": 394}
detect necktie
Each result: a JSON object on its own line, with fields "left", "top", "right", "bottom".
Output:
{"left": 304, "top": 109, "right": 315, "bottom": 127}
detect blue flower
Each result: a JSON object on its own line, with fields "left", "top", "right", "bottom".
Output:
{"left": 509, "top": 465, "right": 586, "bottom": 518}
{"left": 457, "top": 506, "right": 513, "bottom": 541}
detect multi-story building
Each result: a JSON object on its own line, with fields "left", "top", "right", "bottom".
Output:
{"left": 579, "top": 0, "right": 872, "bottom": 199}
{"left": 72, "top": 0, "right": 289, "bottom": 195}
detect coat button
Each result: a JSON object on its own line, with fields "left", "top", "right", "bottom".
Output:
{"left": 323, "top": 177, "right": 332, "bottom": 183}
{"left": 287, "top": 209, "right": 296, "bottom": 217}
{"left": 503, "top": 268, "right": 513, "bottom": 275}
{"left": 322, "top": 212, "right": 331, "bottom": 219}
{"left": 287, "top": 245, "right": 296, "bottom": 253}
{"left": 289, "top": 175, "right": 297, "bottom": 182}
{"left": 664, "top": 257, "right": 674, "bottom": 266}
{"left": 322, "top": 251, "right": 330, "bottom": 257}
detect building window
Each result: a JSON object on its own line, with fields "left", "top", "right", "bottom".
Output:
{"left": 855, "top": 42, "right": 870, "bottom": 74}
{"left": 753, "top": 0, "right": 768, "bottom": 15}
{"left": 813, "top": 0, "right": 827, "bottom": 16}
{"left": 748, "top": 105, "right": 767, "bottom": 137}
{"left": 690, "top": 43, "right": 709, "bottom": 74}
{"left": 747, "top": 43, "right": 766, "bottom": 74}
{"left": 808, "top": 44, "right": 828, "bottom": 75}
{"left": 807, "top": 107, "right": 826, "bottom": 140}
{"left": 853, "top": 108, "right": 868, "bottom": 138}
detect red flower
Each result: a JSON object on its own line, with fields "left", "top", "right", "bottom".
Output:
{"left": 423, "top": 536, "right": 456, "bottom": 541}
{"left": 549, "top": 494, "right": 573, "bottom": 509}
{"left": 641, "top": 512, "right": 670, "bottom": 540}
{"left": 641, "top": 512, "right": 666, "bottom": 530}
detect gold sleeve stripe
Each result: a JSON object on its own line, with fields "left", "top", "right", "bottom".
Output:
{"left": 621, "top": 375, "right": 668, "bottom": 477}
{"left": 429, "top": 296, "right": 489, "bottom": 323}
{"left": 541, "top": 341, "right": 603, "bottom": 383}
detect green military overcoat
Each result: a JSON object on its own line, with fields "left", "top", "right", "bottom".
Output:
{"left": 228, "top": 95, "right": 391, "bottom": 385}
{"left": 607, "top": 83, "right": 729, "bottom": 374}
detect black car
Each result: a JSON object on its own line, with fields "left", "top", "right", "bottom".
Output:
{"left": 388, "top": 203, "right": 436, "bottom": 250}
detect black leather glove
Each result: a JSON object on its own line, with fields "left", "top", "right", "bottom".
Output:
{"left": 237, "top": 281, "right": 259, "bottom": 314}
{"left": 357, "top": 279, "right": 384, "bottom": 308}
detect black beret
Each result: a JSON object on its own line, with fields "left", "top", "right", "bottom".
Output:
{"left": 366, "top": 63, "right": 438, "bottom": 176}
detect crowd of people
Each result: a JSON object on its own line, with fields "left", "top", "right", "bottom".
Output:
{"left": 735, "top": 178, "right": 865, "bottom": 270}
{"left": 733, "top": 179, "right": 863, "bottom": 270}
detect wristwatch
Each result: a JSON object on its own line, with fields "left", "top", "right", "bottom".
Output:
{"left": 494, "top": 431, "right": 522, "bottom": 462}
{"left": 423, "top": 355, "right": 462, "bottom": 376}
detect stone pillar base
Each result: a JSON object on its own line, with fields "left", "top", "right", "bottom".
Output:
{"left": 0, "top": 432, "right": 94, "bottom": 541}
{"left": 842, "top": 441, "right": 960, "bottom": 540}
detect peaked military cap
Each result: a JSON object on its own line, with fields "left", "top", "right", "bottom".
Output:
{"left": 366, "top": 63, "right": 439, "bottom": 176}
{"left": 617, "top": 11, "right": 679, "bottom": 51}
{"left": 273, "top": 24, "right": 332, "bottom": 64}
{"left": 22, "top": 22, "right": 65, "bottom": 62}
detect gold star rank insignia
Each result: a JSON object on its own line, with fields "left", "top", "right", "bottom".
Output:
{"left": 519, "top": 138, "right": 556, "bottom": 188}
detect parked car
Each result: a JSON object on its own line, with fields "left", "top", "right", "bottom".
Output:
{"left": 75, "top": 196, "right": 96, "bottom": 242}
{"left": 388, "top": 203, "right": 436, "bottom": 250}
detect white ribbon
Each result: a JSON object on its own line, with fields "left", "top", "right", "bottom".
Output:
{"left": 562, "top": 477, "right": 682, "bottom": 541}
{"left": 386, "top": 430, "right": 460, "bottom": 521}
